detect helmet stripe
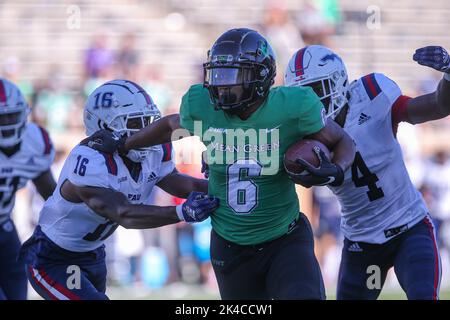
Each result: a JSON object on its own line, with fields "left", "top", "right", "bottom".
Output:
{"left": 294, "top": 48, "right": 306, "bottom": 77}
{"left": 125, "top": 80, "right": 153, "bottom": 105}
{"left": 0, "top": 80, "right": 7, "bottom": 104}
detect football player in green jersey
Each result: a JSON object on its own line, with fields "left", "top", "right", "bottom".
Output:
{"left": 86, "top": 28, "right": 355, "bottom": 299}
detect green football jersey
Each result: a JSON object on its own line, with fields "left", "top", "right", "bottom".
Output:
{"left": 180, "top": 84, "right": 325, "bottom": 245}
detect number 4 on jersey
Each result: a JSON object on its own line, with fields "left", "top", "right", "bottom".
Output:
{"left": 351, "top": 152, "right": 384, "bottom": 201}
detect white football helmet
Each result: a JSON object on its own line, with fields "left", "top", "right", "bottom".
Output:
{"left": 0, "top": 78, "right": 30, "bottom": 148}
{"left": 84, "top": 79, "right": 161, "bottom": 162}
{"left": 284, "top": 45, "right": 349, "bottom": 119}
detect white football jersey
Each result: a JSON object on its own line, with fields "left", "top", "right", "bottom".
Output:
{"left": 39, "top": 143, "right": 174, "bottom": 252}
{"left": 329, "top": 73, "right": 428, "bottom": 244}
{"left": 0, "top": 123, "right": 54, "bottom": 221}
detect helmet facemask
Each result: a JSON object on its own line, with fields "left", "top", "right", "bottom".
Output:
{"left": 296, "top": 71, "right": 348, "bottom": 120}
{"left": 204, "top": 60, "right": 270, "bottom": 113}
{"left": 107, "top": 110, "right": 161, "bottom": 162}
{"left": 0, "top": 105, "right": 29, "bottom": 148}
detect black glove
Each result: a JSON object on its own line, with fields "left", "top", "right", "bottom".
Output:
{"left": 413, "top": 46, "right": 450, "bottom": 73}
{"left": 176, "top": 191, "right": 219, "bottom": 223}
{"left": 288, "top": 147, "right": 344, "bottom": 188}
{"left": 80, "top": 129, "right": 127, "bottom": 155}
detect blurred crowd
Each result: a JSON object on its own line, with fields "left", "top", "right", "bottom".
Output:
{"left": 4, "top": 0, "right": 450, "bottom": 297}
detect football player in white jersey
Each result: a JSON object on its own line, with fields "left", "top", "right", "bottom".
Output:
{"left": 0, "top": 78, "right": 57, "bottom": 300}
{"left": 284, "top": 45, "right": 450, "bottom": 299}
{"left": 19, "top": 80, "right": 219, "bottom": 300}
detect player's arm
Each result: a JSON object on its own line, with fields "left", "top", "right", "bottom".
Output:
{"left": 80, "top": 114, "right": 183, "bottom": 155}
{"left": 124, "top": 114, "right": 182, "bottom": 151}
{"left": 292, "top": 119, "right": 355, "bottom": 187}
{"left": 32, "top": 169, "right": 57, "bottom": 200}
{"left": 60, "top": 180, "right": 218, "bottom": 229}
{"left": 398, "top": 77, "right": 450, "bottom": 124}
{"left": 156, "top": 168, "right": 208, "bottom": 198}
{"left": 398, "top": 46, "right": 450, "bottom": 124}
{"left": 305, "top": 119, "right": 356, "bottom": 173}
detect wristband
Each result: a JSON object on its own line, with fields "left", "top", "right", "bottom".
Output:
{"left": 176, "top": 204, "right": 184, "bottom": 221}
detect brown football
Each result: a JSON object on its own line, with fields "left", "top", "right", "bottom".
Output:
{"left": 284, "top": 139, "right": 332, "bottom": 174}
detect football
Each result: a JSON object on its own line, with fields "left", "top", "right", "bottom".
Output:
{"left": 284, "top": 139, "right": 332, "bottom": 174}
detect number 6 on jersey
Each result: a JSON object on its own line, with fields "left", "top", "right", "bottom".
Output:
{"left": 227, "top": 159, "right": 262, "bottom": 214}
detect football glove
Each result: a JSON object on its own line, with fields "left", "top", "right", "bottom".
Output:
{"left": 413, "top": 46, "right": 450, "bottom": 73}
{"left": 288, "top": 146, "right": 344, "bottom": 188}
{"left": 176, "top": 191, "right": 219, "bottom": 223}
{"left": 80, "top": 129, "right": 127, "bottom": 155}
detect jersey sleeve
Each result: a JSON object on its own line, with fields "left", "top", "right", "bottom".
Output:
{"left": 24, "top": 124, "right": 56, "bottom": 176}
{"left": 67, "top": 146, "right": 114, "bottom": 188}
{"left": 285, "top": 86, "right": 326, "bottom": 136}
{"left": 157, "top": 143, "right": 176, "bottom": 182}
{"left": 179, "top": 84, "right": 212, "bottom": 135}
{"left": 361, "top": 73, "right": 402, "bottom": 120}
{"left": 369, "top": 73, "right": 410, "bottom": 136}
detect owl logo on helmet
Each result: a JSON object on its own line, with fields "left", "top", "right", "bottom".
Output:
{"left": 0, "top": 78, "right": 30, "bottom": 148}
{"left": 83, "top": 79, "right": 161, "bottom": 162}
{"left": 284, "top": 45, "right": 349, "bottom": 120}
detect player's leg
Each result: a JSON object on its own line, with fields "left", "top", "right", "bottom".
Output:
{"left": 210, "top": 230, "right": 269, "bottom": 299}
{"left": 393, "top": 216, "right": 441, "bottom": 300}
{"left": 0, "top": 219, "right": 27, "bottom": 300}
{"left": 20, "top": 226, "right": 109, "bottom": 300}
{"left": 337, "top": 239, "right": 391, "bottom": 300}
{"left": 26, "top": 262, "right": 108, "bottom": 300}
{"left": 265, "top": 213, "right": 325, "bottom": 300}
{"left": 82, "top": 246, "right": 108, "bottom": 294}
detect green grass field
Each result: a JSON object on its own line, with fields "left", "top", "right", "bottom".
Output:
{"left": 106, "top": 284, "right": 450, "bottom": 300}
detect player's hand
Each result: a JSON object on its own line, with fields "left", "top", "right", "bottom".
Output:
{"left": 80, "top": 129, "right": 127, "bottom": 155}
{"left": 293, "top": 147, "right": 344, "bottom": 187}
{"left": 176, "top": 191, "right": 219, "bottom": 223}
{"left": 413, "top": 46, "right": 450, "bottom": 73}
{"left": 201, "top": 151, "right": 209, "bottom": 179}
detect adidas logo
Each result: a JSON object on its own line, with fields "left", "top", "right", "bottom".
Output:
{"left": 26, "top": 157, "right": 35, "bottom": 166}
{"left": 147, "top": 171, "right": 158, "bottom": 182}
{"left": 348, "top": 242, "right": 363, "bottom": 252}
{"left": 358, "top": 113, "right": 371, "bottom": 125}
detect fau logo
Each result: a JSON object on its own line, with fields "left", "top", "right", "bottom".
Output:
{"left": 319, "top": 53, "right": 342, "bottom": 66}
{"left": 128, "top": 194, "right": 141, "bottom": 201}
